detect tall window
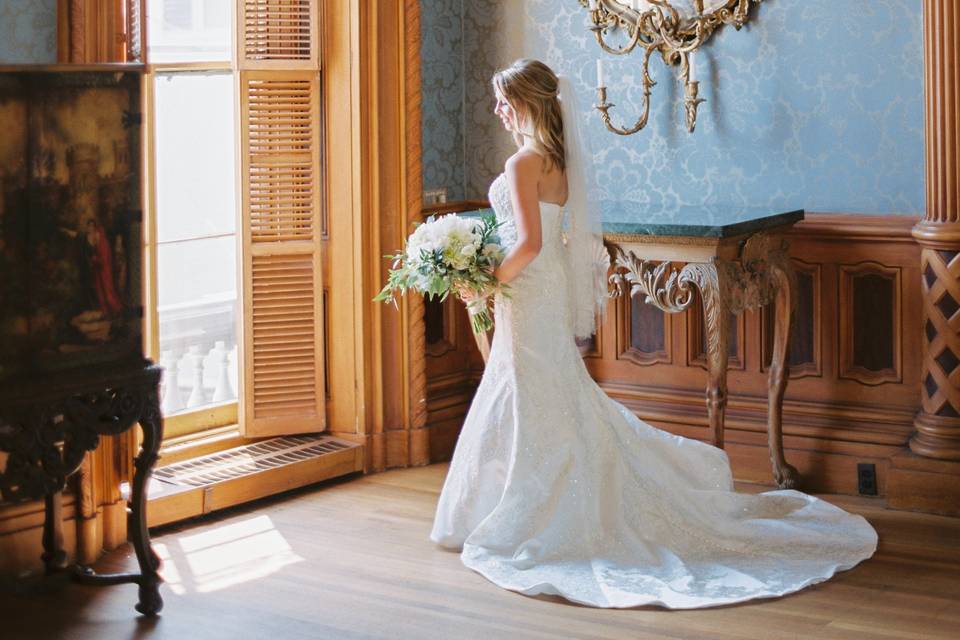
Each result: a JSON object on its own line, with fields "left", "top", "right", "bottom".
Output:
{"left": 146, "top": 0, "right": 326, "bottom": 441}
{"left": 148, "top": 0, "right": 238, "bottom": 438}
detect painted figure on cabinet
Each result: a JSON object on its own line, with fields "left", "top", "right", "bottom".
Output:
{"left": 0, "top": 69, "right": 143, "bottom": 379}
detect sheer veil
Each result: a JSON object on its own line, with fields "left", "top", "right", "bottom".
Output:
{"left": 557, "top": 75, "right": 609, "bottom": 339}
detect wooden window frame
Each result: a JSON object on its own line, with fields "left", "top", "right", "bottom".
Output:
{"left": 142, "top": 53, "right": 239, "bottom": 442}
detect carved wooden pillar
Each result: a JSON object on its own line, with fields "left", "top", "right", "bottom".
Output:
{"left": 912, "top": 0, "right": 960, "bottom": 459}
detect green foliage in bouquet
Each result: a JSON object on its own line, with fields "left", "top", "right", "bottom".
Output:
{"left": 374, "top": 211, "right": 508, "bottom": 333}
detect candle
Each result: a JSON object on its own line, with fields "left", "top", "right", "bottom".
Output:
{"left": 689, "top": 50, "right": 697, "bottom": 83}
{"left": 596, "top": 59, "right": 605, "bottom": 88}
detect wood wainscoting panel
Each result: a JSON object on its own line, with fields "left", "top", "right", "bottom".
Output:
{"left": 422, "top": 212, "right": 960, "bottom": 512}
{"left": 617, "top": 292, "right": 671, "bottom": 366}
{"left": 839, "top": 261, "right": 903, "bottom": 385}
{"left": 762, "top": 259, "right": 822, "bottom": 378}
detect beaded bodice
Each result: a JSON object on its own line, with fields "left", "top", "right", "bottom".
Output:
{"left": 487, "top": 173, "right": 564, "bottom": 256}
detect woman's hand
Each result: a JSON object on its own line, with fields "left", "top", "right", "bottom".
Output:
{"left": 456, "top": 281, "right": 495, "bottom": 304}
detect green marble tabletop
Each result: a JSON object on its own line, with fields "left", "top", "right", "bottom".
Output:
{"left": 602, "top": 204, "right": 804, "bottom": 238}
{"left": 452, "top": 204, "right": 804, "bottom": 238}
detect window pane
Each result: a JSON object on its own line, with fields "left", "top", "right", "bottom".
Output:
{"left": 147, "top": 0, "right": 231, "bottom": 63}
{"left": 154, "top": 70, "right": 238, "bottom": 421}
{"left": 154, "top": 71, "right": 236, "bottom": 241}
{"left": 157, "top": 236, "right": 238, "bottom": 416}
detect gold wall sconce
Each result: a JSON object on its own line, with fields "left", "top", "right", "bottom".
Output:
{"left": 580, "top": 0, "right": 764, "bottom": 135}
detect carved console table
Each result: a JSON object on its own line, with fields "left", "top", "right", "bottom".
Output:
{"left": 0, "top": 363, "right": 164, "bottom": 615}
{"left": 459, "top": 204, "right": 804, "bottom": 488}
{"left": 605, "top": 206, "right": 805, "bottom": 489}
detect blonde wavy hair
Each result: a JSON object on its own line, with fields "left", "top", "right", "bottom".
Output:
{"left": 492, "top": 59, "right": 565, "bottom": 173}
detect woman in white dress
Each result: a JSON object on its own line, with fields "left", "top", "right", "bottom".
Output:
{"left": 429, "top": 58, "right": 877, "bottom": 609}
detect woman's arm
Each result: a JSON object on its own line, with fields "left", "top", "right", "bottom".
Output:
{"left": 492, "top": 151, "right": 543, "bottom": 285}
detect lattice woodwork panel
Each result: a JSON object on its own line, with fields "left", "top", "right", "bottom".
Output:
{"left": 920, "top": 249, "right": 960, "bottom": 416}
{"left": 240, "top": 0, "right": 318, "bottom": 67}
{"left": 762, "top": 260, "right": 821, "bottom": 377}
{"left": 249, "top": 253, "right": 322, "bottom": 421}
{"left": 838, "top": 262, "right": 902, "bottom": 385}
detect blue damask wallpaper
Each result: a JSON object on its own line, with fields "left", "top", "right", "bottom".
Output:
{"left": 422, "top": 0, "right": 925, "bottom": 215}
{"left": 421, "top": 0, "right": 466, "bottom": 201}
{"left": 0, "top": 0, "right": 57, "bottom": 64}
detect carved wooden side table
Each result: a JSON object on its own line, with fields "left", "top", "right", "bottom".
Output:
{"left": 0, "top": 363, "right": 164, "bottom": 615}
{"left": 605, "top": 206, "right": 805, "bottom": 489}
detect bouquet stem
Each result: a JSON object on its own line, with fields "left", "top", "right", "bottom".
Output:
{"left": 466, "top": 299, "right": 494, "bottom": 334}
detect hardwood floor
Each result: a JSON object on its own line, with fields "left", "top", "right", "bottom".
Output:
{"left": 1, "top": 463, "right": 958, "bottom": 640}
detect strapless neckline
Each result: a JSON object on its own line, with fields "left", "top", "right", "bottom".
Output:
{"left": 494, "top": 172, "right": 566, "bottom": 210}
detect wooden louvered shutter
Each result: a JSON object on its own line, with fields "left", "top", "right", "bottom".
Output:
{"left": 237, "top": 0, "right": 324, "bottom": 436}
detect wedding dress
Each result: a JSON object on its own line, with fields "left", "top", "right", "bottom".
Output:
{"left": 429, "top": 172, "right": 878, "bottom": 609}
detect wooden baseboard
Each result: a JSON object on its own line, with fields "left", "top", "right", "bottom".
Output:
{"left": 146, "top": 435, "right": 364, "bottom": 528}
{"left": 888, "top": 452, "right": 960, "bottom": 516}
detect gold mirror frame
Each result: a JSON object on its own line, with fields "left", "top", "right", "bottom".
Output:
{"left": 579, "top": 0, "right": 764, "bottom": 134}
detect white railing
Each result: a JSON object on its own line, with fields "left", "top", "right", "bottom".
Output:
{"left": 158, "top": 293, "right": 238, "bottom": 416}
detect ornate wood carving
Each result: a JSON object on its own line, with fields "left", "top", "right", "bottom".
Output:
{"left": 609, "top": 232, "right": 799, "bottom": 488}
{"left": 838, "top": 262, "right": 902, "bottom": 386}
{"left": 0, "top": 365, "right": 164, "bottom": 615}
{"left": 687, "top": 299, "right": 743, "bottom": 371}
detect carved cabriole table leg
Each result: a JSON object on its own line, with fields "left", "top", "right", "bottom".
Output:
{"left": 609, "top": 232, "right": 799, "bottom": 489}
{"left": 766, "top": 261, "right": 800, "bottom": 489}
{"left": 131, "top": 386, "right": 164, "bottom": 615}
{"left": 683, "top": 262, "right": 730, "bottom": 449}
{"left": 72, "top": 371, "right": 165, "bottom": 615}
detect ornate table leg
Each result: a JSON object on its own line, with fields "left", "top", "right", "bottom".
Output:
{"left": 609, "top": 234, "right": 799, "bottom": 488}
{"left": 765, "top": 262, "right": 800, "bottom": 489}
{"left": 131, "top": 386, "right": 164, "bottom": 615}
{"left": 41, "top": 490, "right": 67, "bottom": 574}
{"left": 687, "top": 263, "right": 730, "bottom": 449}
{"left": 75, "top": 383, "right": 164, "bottom": 616}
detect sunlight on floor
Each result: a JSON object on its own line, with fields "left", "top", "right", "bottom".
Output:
{"left": 155, "top": 515, "right": 304, "bottom": 594}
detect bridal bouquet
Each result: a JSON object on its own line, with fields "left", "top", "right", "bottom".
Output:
{"left": 374, "top": 212, "right": 507, "bottom": 334}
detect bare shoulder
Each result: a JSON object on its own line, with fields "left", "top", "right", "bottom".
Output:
{"left": 505, "top": 149, "right": 543, "bottom": 177}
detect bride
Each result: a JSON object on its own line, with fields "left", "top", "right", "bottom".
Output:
{"left": 429, "top": 58, "right": 877, "bottom": 609}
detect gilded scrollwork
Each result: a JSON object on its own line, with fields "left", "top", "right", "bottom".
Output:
{"left": 579, "top": 0, "right": 764, "bottom": 134}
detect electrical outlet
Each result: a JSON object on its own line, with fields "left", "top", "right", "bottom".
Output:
{"left": 857, "top": 463, "right": 877, "bottom": 496}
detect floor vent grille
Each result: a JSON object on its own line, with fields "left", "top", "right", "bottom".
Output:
{"left": 154, "top": 434, "right": 355, "bottom": 488}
